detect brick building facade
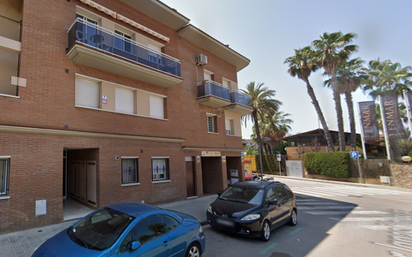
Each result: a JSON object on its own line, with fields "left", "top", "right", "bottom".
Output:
{"left": 0, "top": 0, "right": 251, "bottom": 233}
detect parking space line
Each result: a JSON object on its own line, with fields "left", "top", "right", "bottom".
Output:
{"left": 259, "top": 242, "right": 279, "bottom": 255}
{"left": 289, "top": 228, "right": 302, "bottom": 236}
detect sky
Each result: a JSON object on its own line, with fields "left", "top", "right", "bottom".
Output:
{"left": 161, "top": 0, "right": 412, "bottom": 139}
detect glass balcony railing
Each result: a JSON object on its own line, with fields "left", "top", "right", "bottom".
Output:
{"left": 230, "top": 91, "right": 251, "bottom": 107}
{"left": 68, "top": 19, "right": 181, "bottom": 77}
{"left": 197, "top": 81, "right": 231, "bottom": 101}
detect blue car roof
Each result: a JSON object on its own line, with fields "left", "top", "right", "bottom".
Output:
{"left": 107, "top": 202, "right": 160, "bottom": 218}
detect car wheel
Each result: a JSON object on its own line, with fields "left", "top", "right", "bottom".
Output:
{"left": 186, "top": 243, "right": 201, "bottom": 257}
{"left": 288, "top": 209, "right": 297, "bottom": 226}
{"left": 260, "top": 220, "right": 271, "bottom": 241}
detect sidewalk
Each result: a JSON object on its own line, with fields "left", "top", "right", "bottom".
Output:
{"left": 269, "top": 174, "right": 412, "bottom": 192}
{"left": 0, "top": 194, "right": 217, "bottom": 257}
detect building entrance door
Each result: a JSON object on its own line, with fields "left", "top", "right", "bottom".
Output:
{"left": 185, "top": 157, "right": 196, "bottom": 198}
{"left": 86, "top": 161, "right": 96, "bottom": 205}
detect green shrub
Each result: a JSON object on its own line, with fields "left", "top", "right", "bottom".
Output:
{"left": 256, "top": 155, "right": 279, "bottom": 173}
{"left": 303, "top": 152, "right": 351, "bottom": 178}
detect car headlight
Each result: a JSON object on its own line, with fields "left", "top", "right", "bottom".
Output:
{"left": 207, "top": 205, "right": 212, "bottom": 213}
{"left": 241, "top": 214, "right": 261, "bottom": 221}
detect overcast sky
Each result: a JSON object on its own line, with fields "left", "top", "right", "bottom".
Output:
{"left": 161, "top": 0, "right": 412, "bottom": 139}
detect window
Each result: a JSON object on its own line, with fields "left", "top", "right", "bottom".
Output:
{"left": 0, "top": 49, "right": 19, "bottom": 96}
{"left": 149, "top": 95, "right": 164, "bottom": 119}
{"left": 225, "top": 118, "right": 234, "bottom": 135}
{"left": 152, "top": 158, "right": 169, "bottom": 181}
{"left": 76, "top": 14, "right": 98, "bottom": 43}
{"left": 71, "top": 207, "right": 134, "bottom": 251}
{"left": 266, "top": 188, "right": 277, "bottom": 201}
{"left": 147, "top": 43, "right": 162, "bottom": 64}
{"left": 207, "top": 115, "right": 217, "bottom": 133}
{"left": 203, "top": 69, "right": 213, "bottom": 81}
{"left": 75, "top": 78, "right": 100, "bottom": 108}
{"left": 0, "top": 158, "right": 9, "bottom": 196}
{"left": 162, "top": 215, "right": 180, "bottom": 233}
{"left": 120, "top": 214, "right": 176, "bottom": 253}
{"left": 121, "top": 158, "right": 138, "bottom": 184}
{"left": 115, "top": 87, "right": 134, "bottom": 114}
{"left": 115, "top": 30, "right": 132, "bottom": 53}
{"left": 275, "top": 186, "right": 287, "bottom": 199}
{"left": 132, "top": 215, "right": 164, "bottom": 244}
{"left": 222, "top": 78, "right": 231, "bottom": 89}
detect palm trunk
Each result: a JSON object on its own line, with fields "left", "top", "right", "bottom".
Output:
{"left": 253, "top": 110, "right": 264, "bottom": 175}
{"left": 263, "top": 143, "right": 273, "bottom": 172}
{"left": 304, "top": 78, "right": 335, "bottom": 152}
{"left": 345, "top": 91, "right": 356, "bottom": 150}
{"left": 332, "top": 75, "right": 346, "bottom": 151}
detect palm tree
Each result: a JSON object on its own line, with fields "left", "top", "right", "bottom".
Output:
{"left": 313, "top": 32, "right": 358, "bottom": 151}
{"left": 241, "top": 82, "right": 282, "bottom": 173}
{"left": 255, "top": 111, "right": 293, "bottom": 155}
{"left": 325, "top": 57, "right": 366, "bottom": 150}
{"left": 362, "top": 59, "right": 412, "bottom": 99}
{"left": 284, "top": 46, "right": 335, "bottom": 152}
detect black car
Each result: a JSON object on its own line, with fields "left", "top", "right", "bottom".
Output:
{"left": 206, "top": 181, "right": 297, "bottom": 241}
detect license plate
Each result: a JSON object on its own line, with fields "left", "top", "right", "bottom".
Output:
{"left": 216, "top": 217, "right": 234, "bottom": 227}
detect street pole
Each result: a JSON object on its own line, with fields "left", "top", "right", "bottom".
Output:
{"left": 379, "top": 96, "right": 393, "bottom": 162}
{"left": 357, "top": 156, "right": 363, "bottom": 183}
{"left": 258, "top": 140, "right": 264, "bottom": 179}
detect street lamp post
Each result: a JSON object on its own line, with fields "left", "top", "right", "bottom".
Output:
{"left": 258, "top": 137, "right": 271, "bottom": 179}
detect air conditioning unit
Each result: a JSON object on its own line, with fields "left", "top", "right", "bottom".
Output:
{"left": 196, "top": 54, "right": 208, "bottom": 65}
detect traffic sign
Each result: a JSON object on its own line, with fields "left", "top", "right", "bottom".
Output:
{"left": 276, "top": 154, "right": 281, "bottom": 161}
{"left": 350, "top": 151, "right": 359, "bottom": 158}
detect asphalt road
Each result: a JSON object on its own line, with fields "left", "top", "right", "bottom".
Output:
{"left": 201, "top": 177, "right": 412, "bottom": 257}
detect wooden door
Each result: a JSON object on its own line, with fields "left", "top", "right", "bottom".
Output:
{"left": 186, "top": 160, "right": 196, "bottom": 197}
{"left": 86, "top": 161, "right": 96, "bottom": 206}
{"left": 78, "top": 161, "right": 87, "bottom": 202}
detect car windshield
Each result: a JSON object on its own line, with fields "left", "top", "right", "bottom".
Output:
{"left": 219, "top": 186, "right": 264, "bottom": 205}
{"left": 68, "top": 207, "right": 135, "bottom": 251}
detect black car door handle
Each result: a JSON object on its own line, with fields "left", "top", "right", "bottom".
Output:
{"left": 163, "top": 241, "right": 170, "bottom": 246}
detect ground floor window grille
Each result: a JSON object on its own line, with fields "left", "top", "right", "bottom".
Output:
{"left": 0, "top": 158, "right": 10, "bottom": 195}
{"left": 152, "top": 158, "right": 169, "bottom": 181}
{"left": 121, "top": 158, "right": 138, "bottom": 184}
{"left": 207, "top": 115, "right": 217, "bottom": 133}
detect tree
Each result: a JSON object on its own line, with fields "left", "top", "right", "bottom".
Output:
{"left": 362, "top": 59, "right": 412, "bottom": 99}
{"left": 284, "top": 46, "right": 335, "bottom": 152}
{"left": 241, "top": 82, "right": 281, "bottom": 173}
{"left": 313, "top": 32, "right": 358, "bottom": 151}
{"left": 325, "top": 57, "right": 366, "bottom": 150}
{"left": 252, "top": 110, "right": 293, "bottom": 155}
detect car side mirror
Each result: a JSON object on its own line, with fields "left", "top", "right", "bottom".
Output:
{"left": 130, "top": 241, "right": 141, "bottom": 251}
{"left": 268, "top": 199, "right": 278, "bottom": 205}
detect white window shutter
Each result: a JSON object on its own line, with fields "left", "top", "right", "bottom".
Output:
{"left": 150, "top": 95, "right": 164, "bottom": 119}
{"left": 115, "top": 87, "right": 134, "bottom": 114}
{"left": 75, "top": 78, "right": 99, "bottom": 108}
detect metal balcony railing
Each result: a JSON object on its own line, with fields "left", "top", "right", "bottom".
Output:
{"left": 67, "top": 19, "right": 181, "bottom": 77}
{"left": 197, "top": 80, "right": 231, "bottom": 101}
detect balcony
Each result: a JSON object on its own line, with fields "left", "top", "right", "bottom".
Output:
{"left": 66, "top": 19, "right": 182, "bottom": 88}
{"left": 225, "top": 91, "right": 253, "bottom": 115}
{"left": 0, "top": 15, "right": 21, "bottom": 53}
{"left": 197, "top": 80, "right": 252, "bottom": 114}
{"left": 197, "top": 80, "right": 231, "bottom": 108}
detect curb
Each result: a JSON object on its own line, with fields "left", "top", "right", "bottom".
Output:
{"left": 268, "top": 174, "right": 412, "bottom": 192}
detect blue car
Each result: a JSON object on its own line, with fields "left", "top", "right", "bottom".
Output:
{"left": 32, "top": 202, "right": 206, "bottom": 257}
